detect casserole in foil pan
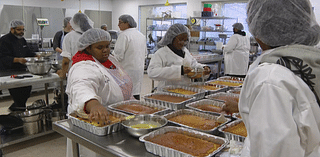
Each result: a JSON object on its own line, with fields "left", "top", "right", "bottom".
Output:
{"left": 189, "top": 82, "right": 228, "bottom": 95}
{"left": 108, "top": 100, "right": 171, "bottom": 116}
{"left": 217, "top": 76, "right": 245, "bottom": 82}
{"left": 163, "top": 109, "right": 231, "bottom": 134}
{"left": 218, "top": 119, "right": 246, "bottom": 142}
{"left": 160, "top": 85, "right": 206, "bottom": 100}
{"left": 69, "top": 110, "right": 129, "bottom": 136}
{"left": 186, "top": 99, "right": 230, "bottom": 116}
{"left": 206, "top": 79, "right": 243, "bottom": 88}
{"left": 227, "top": 87, "right": 242, "bottom": 95}
{"left": 143, "top": 92, "right": 196, "bottom": 110}
{"left": 139, "top": 126, "right": 229, "bottom": 157}
{"left": 205, "top": 92, "right": 239, "bottom": 103}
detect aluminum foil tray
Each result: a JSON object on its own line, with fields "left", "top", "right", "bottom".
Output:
{"left": 205, "top": 92, "right": 239, "bottom": 103}
{"left": 189, "top": 82, "right": 228, "bottom": 95}
{"left": 217, "top": 76, "right": 245, "bottom": 82}
{"left": 108, "top": 100, "right": 171, "bottom": 116}
{"left": 232, "top": 113, "right": 242, "bottom": 120}
{"left": 69, "top": 110, "right": 129, "bottom": 136}
{"left": 218, "top": 119, "right": 246, "bottom": 142}
{"left": 160, "top": 85, "right": 206, "bottom": 100}
{"left": 163, "top": 109, "right": 230, "bottom": 134}
{"left": 139, "top": 126, "right": 229, "bottom": 157}
{"left": 227, "top": 87, "right": 242, "bottom": 95}
{"left": 206, "top": 79, "right": 243, "bottom": 88}
{"left": 186, "top": 99, "right": 230, "bottom": 117}
{"left": 143, "top": 92, "right": 196, "bottom": 110}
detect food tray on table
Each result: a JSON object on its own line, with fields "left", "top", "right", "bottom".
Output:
{"left": 218, "top": 119, "right": 246, "bottom": 142}
{"left": 232, "top": 113, "right": 242, "bottom": 119}
{"left": 160, "top": 85, "right": 206, "bottom": 100}
{"left": 139, "top": 126, "right": 229, "bottom": 157}
{"left": 206, "top": 79, "right": 243, "bottom": 89}
{"left": 143, "top": 92, "right": 196, "bottom": 110}
{"left": 205, "top": 92, "right": 239, "bottom": 103}
{"left": 69, "top": 109, "right": 129, "bottom": 136}
{"left": 217, "top": 76, "right": 245, "bottom": 83}
{"left": 108, "top": 100, "right": 171, "bottom": 116}
{"left": 163, "top": 109, "right": 231, "bottom": 134}
{"left": 186, "top": 99, "right": 232, "bottom": 117}
{"left": 189, "top": 82, "right": 228, "bottom": 95}
{"left": 227, "top": 87, "right": 242, "bottom": 95}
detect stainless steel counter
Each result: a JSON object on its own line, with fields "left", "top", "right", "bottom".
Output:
{"left": 53, "top": 119, "right": 156, "bottom": 157}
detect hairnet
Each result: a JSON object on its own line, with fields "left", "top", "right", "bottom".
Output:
{"left": 70, "top": 13, "right": 94, "bottom": 33}
{"left": 63, "top": 17, "right": 72, "bottom": 28}
{"left": 232, "top": 23, "right": 244, "bottom": 30}
{"left": 101, "top": 24, "right": 107, "bottom": 29}
{"left": 119, "top": 15, "right": 137, "bottom": 28}
{"left": 10, "top": 20, "right": 24, "bottom": 28}
{"left": 78, "top": 28, "right": 111, "bottom": 51}
{"left": 247, "top": 0, "right": 320, "bottom": 47}
{"left": 157, "top": 23, "right": 190, "bottom": 48}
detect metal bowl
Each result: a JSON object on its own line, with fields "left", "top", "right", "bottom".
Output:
{"left": 36, "top": 51, "right": 53, "bottom": 57}
{"left": 18, "top": 109, "right": 44, "bottom": 122}
{"left": 121, "top": 114, "right": 167, "bottom": 138}
{"left": 25, "top": 60, "right": 52, "bottom": 75}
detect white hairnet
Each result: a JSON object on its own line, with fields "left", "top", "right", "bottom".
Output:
{"left": 157, "top": 23, "right": 190, "bottom": 48}
{"left": 101, "top": 24, "right": 107, "bottom": 29}
{"left": 63, "top": 17, "right": 72, "bottom": 28}
{"left": 70, "top": 13, "right": 94, "bottom": 33}
{"left": 119, "top": 15, "right": 137, "bottom": 28}
{"left": 78, "top": 28, "right": 111, "bottom": 51}
{"left": 247, "top": 0, "right": 320, "bottom": 47}
{"left": 232, "top": 23, "right": 244, "bottom": 30}
{"left": 10, "top": 20, "right": 24, "bottom": 28}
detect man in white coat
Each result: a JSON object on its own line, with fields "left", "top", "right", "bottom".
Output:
{"left": 113, "top": 14, "right": 147, "bottom": 100}
{"left": 223, "top": 23, "right": 250, "bottom": 78}
{"left": 239, "top": 0, "right": 320, "bottom": 156}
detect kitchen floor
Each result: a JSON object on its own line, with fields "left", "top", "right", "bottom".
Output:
{"left": 0, "top": 74, "right": 156, "bottom": 157}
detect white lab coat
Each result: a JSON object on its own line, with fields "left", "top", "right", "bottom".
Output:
{"left": 223, "top": 34, "right": 250, "bottom": 75}
{"left": 239, "top": 45, "right": 320, "bottom": 157}
{"left": 60, "top": 31, "right": 82, "bottom": 68}
{"left": 147, "top": 46, "right": 205, "bottom": 89}
{"left": 113, "top": 28, "right": 147, "bottom": 95}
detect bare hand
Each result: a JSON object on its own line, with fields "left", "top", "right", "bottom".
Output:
{"left": 56, "top": 70, "right": 66, "bottom": 79}
{"left": 183, "top": 66, "right": 192, "bottom": 74}
{"left": 18, "top": 58, "right": 27, "bottom": 64}
{"left": 85, "top": 99, "right": 110, "bottom": 123}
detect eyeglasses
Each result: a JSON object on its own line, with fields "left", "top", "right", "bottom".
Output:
{"left": 14, "top": 28, "right": 26, "bottom": 31}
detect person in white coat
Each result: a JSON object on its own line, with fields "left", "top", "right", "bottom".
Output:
{"left": 66, "top": 28, "right": 133, "bottom": 157}
{"left": 239, "top": 0, "right": 320, "bottom": 156}
{"left": 113, "top": 14, "right": 147, "bottom": 100}
{"left": 147, "top": 23, "right": 211, "bottom": 89}
{"left": 223, "top": 23, "right": 250, "bottom": 78}
{"left": 57, "top": 13, "right": 94, "bottom": 79}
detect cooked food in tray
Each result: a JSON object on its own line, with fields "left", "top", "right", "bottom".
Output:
{"left": 74, "top": 114, "right": 121, "bottom": 127}
{"left": 115, "top": 103, "right": 161, "bottom": 114}
{"left": 147, "top": 131, "right": 222, "bottom": 156}
{"left": 192, "top": 84, "right": 221, "bottom": 90}
{"left": 223, "top": 121, "right": 247, "bottom": 137}
{"left": 207, "top": 94, "right": 239, "bottom": 114}
{"left": 168, "top": 114, "right": 219, "bottom": 130}
{"left": 197, "top": 104, "right": 222, "bottom": 113}
{"left": 167, "top": 88, "right": 197, "bottom": 95}
{"left": 218, "top": 76, "right": 244, "bottom": 82}
{"left": 208, "top": 80, "right": 242, "bottom": 87}
{"left": 146, "top": 94, "right": 189, "bottom": 103}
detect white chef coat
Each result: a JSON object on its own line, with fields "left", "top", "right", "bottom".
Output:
{"left": 223, "top": 34, "right": 250, "bottom": 75}
{"left": 113, "top": 28, "right": 147, "bottom": 95}
{"left": 147, "top": 46, "right": 205, "bottom": 89}
{"left": 239, "top": 47, "right": 320, "bottom": 157}
{"left": 60, "top": 31, "right": 82, "bottom": 68}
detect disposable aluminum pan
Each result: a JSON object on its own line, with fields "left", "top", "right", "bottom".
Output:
{"left": 108, "top": 100, "right": 171, "bottom": 116}
{"left": 217, "top": 76, "right": 245, "bottom": 82}
{"left": 139, "top": 126, "right": 229, "bottom": 157}
{"left": 186, "top": 99, "right": 229, "bottom": 117}
{"left": 227, "top": 87, "right": 242, "bottom": 95}
{"left": 163, "top": 109, "right": 230, "bottom": 134}
{"left": 160, "top": 85, "right": 206, "bottom": 100}
{"left": 143, "top": 92, "right": 196, "bottom": 110}
{"left": 189, "top": 82, "right": 228, "bottom": 95}
{"left": 206, "top": 79, "right": 243, "bottom": 88}
{"left": 218, "top": 119, "right": 246, "bottom": 142}
{"left": 69, "top": 110, "right": 129, "bottom": 136}
{"left": 232, "top": 113, "right": 242, "bottom": 120}
{"left": 205, "top": 92, "right": 239, "bottom": 103}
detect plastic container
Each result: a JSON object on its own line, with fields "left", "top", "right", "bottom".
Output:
{"left": 204, "top": 4, "right": 212, "bottom": 8}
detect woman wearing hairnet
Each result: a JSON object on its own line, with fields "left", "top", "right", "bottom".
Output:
{"left": 113, "top": 14, "right": 147, "bottom": 100}
{"left": 239, "top": 0, "right": 320, "bottom": 156}
{"left": 57, "top": 13, "right": 94, "bottom": 79}
{"left": 223, "top": 22, "right": 250, "bottom": 78}
{"left": 65, "top": 28, "right": 133, "bottom": 157}
{"left": 147, "top": 23, "right": 211, "bottom": 89}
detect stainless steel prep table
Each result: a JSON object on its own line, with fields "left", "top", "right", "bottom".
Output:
{"left": 53, "top": 119, "right": 157, "bottom": 157}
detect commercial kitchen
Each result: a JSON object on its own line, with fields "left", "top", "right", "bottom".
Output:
{"left": 0, "top": 0, "right": 320, "bottom": 157}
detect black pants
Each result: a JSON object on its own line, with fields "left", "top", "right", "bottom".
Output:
{"left": 133, "top": 95, "right": 140, "bottom": 100}
{"left": 8, "top": 86, "right": 32, "bottom": 110}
